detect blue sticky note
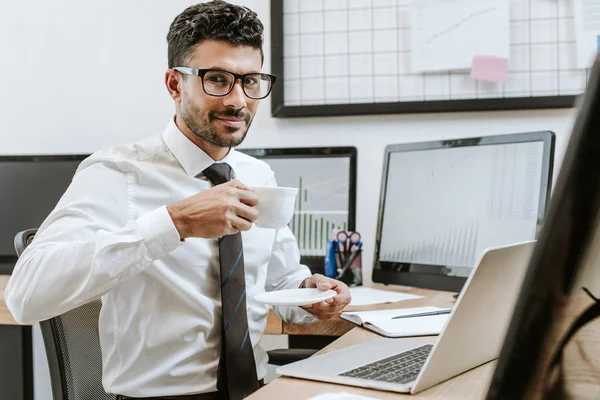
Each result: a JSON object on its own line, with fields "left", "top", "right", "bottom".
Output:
{"left": 597, "top": 35, "right": 600, "bottom": 52}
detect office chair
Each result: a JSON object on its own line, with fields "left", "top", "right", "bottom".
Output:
{"left": 14, "top": 228, "right": 314, "bottom": 398}
{"left": 264, "top": 348, "right": 317, "bottom": 366}
{"left": 14, "top": 229, "right": 114, "bottom": 400}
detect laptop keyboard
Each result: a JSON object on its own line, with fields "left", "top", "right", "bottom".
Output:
{"left": 339, "top": 344, "right": 433, "bottom": 385}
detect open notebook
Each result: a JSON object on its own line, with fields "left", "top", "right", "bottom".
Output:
{"left": 340, "top": 306, "right": 451, "bottom": 338}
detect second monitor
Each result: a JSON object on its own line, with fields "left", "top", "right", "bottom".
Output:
{"left": 372, "top": 132, "right": 555, "bottom": 292}
{"left": 239, "top": 146, "right": 357, "bottom": 274}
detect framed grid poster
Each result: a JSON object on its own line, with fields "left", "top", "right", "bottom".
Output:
{"left": 270, "top": 0, "right": 590, "bottom": 117}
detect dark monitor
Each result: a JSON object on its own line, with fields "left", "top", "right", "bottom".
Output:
{"left": 0, "top": 155, "right": 88, "bottom": 273}
{"left": 239, "top": 147, "right": 357, "bottom": 273}
{"left": 372, "top": 132, "right": 555, "bottom": 292}
{"left": 486, "top": 57, "right": 600, "bottom": 399}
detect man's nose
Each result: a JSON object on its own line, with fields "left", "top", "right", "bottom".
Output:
{"left": 223, "top": 79, "right": 247, "bottom": 109}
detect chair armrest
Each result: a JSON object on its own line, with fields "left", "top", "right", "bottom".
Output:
{"left": 266, "top": 348, "right": 318, "bottom": 366}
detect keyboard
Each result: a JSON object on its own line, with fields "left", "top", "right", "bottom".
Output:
{"left": 339, "top": 344, "right": 433, "bottom": 385}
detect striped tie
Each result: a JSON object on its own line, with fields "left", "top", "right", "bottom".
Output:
{"left": 202, "top": 163, "right": 260, "bottom": 400}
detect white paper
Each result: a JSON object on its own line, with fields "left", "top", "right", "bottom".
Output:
{"left": 308, "top": 392, "right": 381, "bottom": 400}
{"left": 348, "top": 287, "right": 423, "bottom": 306}
{"left": 574, "top": 0, "right": 600, "bottom": 68}
{"left": 410, "top": 0, "right": 510, "bottom": 72}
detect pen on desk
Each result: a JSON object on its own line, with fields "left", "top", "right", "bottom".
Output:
{"left": 391, "top": 309, "right": 452, "bottom": 319}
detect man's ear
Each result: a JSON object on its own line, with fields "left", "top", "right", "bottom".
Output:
{"left": 165, "top": 70, "right": 182, "bottom": 102}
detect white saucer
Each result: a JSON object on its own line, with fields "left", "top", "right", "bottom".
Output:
{"left": 254, "top": 288, "right": 337, "bottom": 306}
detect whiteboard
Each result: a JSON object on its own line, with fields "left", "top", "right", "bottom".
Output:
{"left": 271, "top": 0, "right": 589, "bottom": 117}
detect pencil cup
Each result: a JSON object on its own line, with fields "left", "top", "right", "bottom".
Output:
{"left": 349, "top": 249, "right": 363, "bottom": 286}
{"left": 324, "top": 240, "right": 337, "bottom": 278}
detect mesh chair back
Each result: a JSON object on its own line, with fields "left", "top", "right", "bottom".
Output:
{"left": 14, "top": 229, "right": 115, "bottom": 400}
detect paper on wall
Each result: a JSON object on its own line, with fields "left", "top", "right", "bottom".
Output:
{"left": 410, "top": 0, "right": 510, "bottom": 73}
{"left": 574, "top": 0, "right": 600, "bottom": 68}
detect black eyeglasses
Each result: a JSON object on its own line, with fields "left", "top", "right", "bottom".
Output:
{"left": 173, "top": 67, "right": 277, "bottom": 100}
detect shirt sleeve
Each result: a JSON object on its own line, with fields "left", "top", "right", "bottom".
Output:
{"left": 4, "top": 159, "right": 181, "bottom": 325}
{"left": 264, "top": 226, "right": 318, "bottom": 324}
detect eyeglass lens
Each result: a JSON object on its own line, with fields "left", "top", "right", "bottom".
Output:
{"left": 203, "top": 70, "right": 272, "bottom": 99}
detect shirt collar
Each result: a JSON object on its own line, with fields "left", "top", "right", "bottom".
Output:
{"left": 162, "top": 117, "right": 238, "bottom": 177}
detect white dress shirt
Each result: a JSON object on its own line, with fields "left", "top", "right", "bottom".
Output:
{"left": 5, "top": 119, "right": 316, "bottom": 397}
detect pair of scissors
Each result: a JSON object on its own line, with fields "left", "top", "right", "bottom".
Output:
{"left": 336, "top": 231, "right": 361, "bottom": 262}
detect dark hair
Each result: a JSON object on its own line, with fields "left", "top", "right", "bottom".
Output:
{"left": 167, "top": 0, "right": 264, "bottom": 69}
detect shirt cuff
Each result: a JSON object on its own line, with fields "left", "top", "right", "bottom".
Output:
{"left": 137, "top": 205, "right": 181, "bottom": 260}
{"left": 272, "top": 304, "right": 320, "bottom": 324}
{"left": 293, "top": 307, "right": 320, "bottom": 324}
{"left": 293, "top": 274, "right": 312, "bottom": 290}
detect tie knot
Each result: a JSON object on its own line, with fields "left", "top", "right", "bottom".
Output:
{"left": 203, "top": 162, "right": 234, "bottom": 186}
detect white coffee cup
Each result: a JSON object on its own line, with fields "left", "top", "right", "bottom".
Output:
{"left": 250, "top": 186, "right": 299, "bottom": 229}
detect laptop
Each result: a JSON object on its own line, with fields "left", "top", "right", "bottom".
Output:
{"left": 276, "top": 241, "right": 535, "bottom": 394}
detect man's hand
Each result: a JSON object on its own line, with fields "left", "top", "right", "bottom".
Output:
{"left": 167, "top": 180, "right": 259, "bottom": 239}
{"left": 300, "top": 274, "right": 351, "bottom": 320}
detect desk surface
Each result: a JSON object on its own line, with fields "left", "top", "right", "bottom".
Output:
{"left": 0, "top": 275, "right": 18, "bottom": 325}
{"left": 257, "top": 284, "right": 496, "bottom": 399}
{"left": 248, "top": 328, "right": 495, "bottom": 399}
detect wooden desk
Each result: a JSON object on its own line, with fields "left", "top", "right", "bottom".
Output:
{"left": 257, "top": 285, "right": 489, "bottom": 399}
{"left": 257, "top": 302, "right": 600, "bottom": 400}
{"left": 248, "top": 328, "right": 495, "bottom": 399}
{"left": 265, "top": 284, "right": 456, "bottom": 337}
{"left": 0, "top": 275, "right": 20, "bottom": 325}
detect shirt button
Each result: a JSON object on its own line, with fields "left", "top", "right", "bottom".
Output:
{"left": 163, "top": 244, "right": 171, "bottom": 253}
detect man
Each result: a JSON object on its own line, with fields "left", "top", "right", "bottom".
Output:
{"left": 5, "top": 1, "right": 351, "bottom": 399}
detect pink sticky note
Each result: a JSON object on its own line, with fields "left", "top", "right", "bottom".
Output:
{"left": 470, "top": 55, "right": 509, "bottom": 83}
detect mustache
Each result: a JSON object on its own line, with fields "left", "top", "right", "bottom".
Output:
{"left": 209, "top": 109, "right": 251, "bottom": 123}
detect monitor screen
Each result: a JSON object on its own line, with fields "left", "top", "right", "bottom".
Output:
{"left": 373, "top": 133, "right": 555, "bottom": 292}
{"left": 239, "top": 147, "right": 357, "bottom": 273}
{"left": 486, "top": 56, "right": 600, "bottom": 399}
{"left": 0, "top": 155, "right": 87, "bottom": 272}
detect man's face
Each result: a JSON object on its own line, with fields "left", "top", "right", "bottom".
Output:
{"left": 177, "top": 41, "right": 262, "bottom": 148}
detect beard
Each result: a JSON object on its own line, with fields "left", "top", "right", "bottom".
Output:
{"left": 181, "top": 96, "right": 252, "bottom": 148}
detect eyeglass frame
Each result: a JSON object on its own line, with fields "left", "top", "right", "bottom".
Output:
{"left": 172, "top": 67, "right": 277, "bottom": 100}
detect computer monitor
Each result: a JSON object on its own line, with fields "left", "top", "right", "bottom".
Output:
{"left": 0, "top": 155, "right": 88, "bottom": 273}
{"left": 486, "top": 57, "right": 600, "bottom": 399}
{"left": 239, "top": 147, "right": 357, "bottom": 273}
{"left": 372, "top": 132, "right": 555, "bottom": 292}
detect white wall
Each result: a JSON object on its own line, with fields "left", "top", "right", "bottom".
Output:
{"left": 1, "top": 0, "right": 578, "bottom": 279}
{"left": 0, "top": 0, "right": 578, "bottom": 398}
{"left": 0, "top": 0, "right": 196, "bottom": 154}
{"left": 0, "top": 0, "right": 578, "bottom": 281}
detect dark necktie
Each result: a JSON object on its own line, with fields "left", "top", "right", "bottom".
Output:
{"left": 202, "top": 163, "right": 260, "bottom": 400}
